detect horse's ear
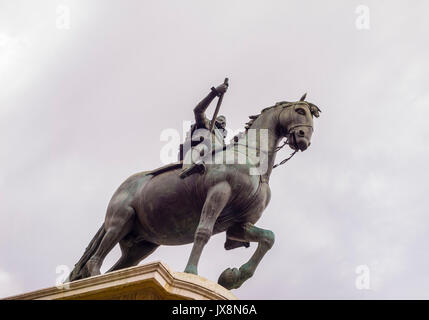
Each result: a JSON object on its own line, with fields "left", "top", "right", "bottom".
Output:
{"left": 309, "top": 103, "right": 321, "bottom": 118}
{"left": 299, "top": 93, "right": 307, "bottom": 101}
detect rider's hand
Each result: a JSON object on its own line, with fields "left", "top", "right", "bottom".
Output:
{"left": 215, "top": 83, "right": 228, "bottom": 95}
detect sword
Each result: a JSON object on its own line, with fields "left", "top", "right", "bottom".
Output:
{"left": 209, "top": 77, "right": 229, "bottom": 133}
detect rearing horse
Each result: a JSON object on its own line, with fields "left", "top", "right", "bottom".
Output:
{"left": 67, "top": 94, "right": 321, "bottom": 290}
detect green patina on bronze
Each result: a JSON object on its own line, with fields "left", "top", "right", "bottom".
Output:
{"left": 67, "top": 81, "right": 321, "bottom": 290}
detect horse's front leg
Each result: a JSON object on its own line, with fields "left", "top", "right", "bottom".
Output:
{"left": 184, "top": 181, "right": 232, "bottom": 275}
{"left": 218, "top": 222, "right": 275, "bottom": 289}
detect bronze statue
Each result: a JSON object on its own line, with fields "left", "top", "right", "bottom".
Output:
{"left": 67, "top": 80, "right": 321, "bottom": 290}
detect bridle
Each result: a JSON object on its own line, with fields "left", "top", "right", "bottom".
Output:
{"left": 287, "top": 123, "right": 314, "bottom": 133}
{"left": 273, "top": 103, "right": 313, "bottom": 169}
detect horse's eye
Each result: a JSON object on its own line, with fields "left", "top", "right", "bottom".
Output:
{"left": 296, "top": 108, "right": 305, "bottom": 115}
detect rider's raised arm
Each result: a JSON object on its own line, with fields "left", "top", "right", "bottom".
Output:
{"left": 193, "top": 83, "right": 228, "bottom": 128}
{"left": 193, "top": 89, "right": 218, "bottom": 128}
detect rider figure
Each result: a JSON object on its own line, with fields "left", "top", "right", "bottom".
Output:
{"left": 179, "top": 82, "right": 228, "bottom": 179}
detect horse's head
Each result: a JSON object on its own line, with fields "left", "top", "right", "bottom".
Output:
{"left": 278, "top": 93, "right": 321, "bottom": 152}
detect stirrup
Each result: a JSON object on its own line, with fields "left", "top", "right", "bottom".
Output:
{"left": 179, "top": 163, "right": 206, "bottom": 179}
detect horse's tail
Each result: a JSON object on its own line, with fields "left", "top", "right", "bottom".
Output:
{"left": 66, "top": 223, "right": 106, "bottom": 282}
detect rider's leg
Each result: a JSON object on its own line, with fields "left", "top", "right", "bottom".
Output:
{"left": 180, "top": 145, "right": 207, "bottom": 178}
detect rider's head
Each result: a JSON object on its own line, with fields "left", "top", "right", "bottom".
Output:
{"left": 215, "top": 115, "right": 226, "bottom": 129}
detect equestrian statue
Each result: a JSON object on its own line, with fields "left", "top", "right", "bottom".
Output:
{"left": 67, "top": 78, "right": 321, "bottom": 290}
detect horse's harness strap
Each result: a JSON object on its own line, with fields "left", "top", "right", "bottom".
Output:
{"left": 287, "top": 123, "right": 314, "bottom": 133}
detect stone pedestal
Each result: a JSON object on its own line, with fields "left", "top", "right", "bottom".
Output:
{"left": 4, "top": 261, "right": 237, "bottom": 300}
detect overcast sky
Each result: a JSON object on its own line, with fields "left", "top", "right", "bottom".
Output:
{"left": 1, "top": 0, "right": 428, "bottom": 299}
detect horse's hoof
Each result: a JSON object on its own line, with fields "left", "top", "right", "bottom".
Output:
{"left": 82, "top": 264, "right": 90, "bottom": 275}
{"left": 85, "top": 260, "right": 101, "bottom": 277}
{"left": 218, "top": 267, "right": 241, "bottom": 290}
{"left": 184, "top": 265, "right": 198, "bottom": 275}
{"left": 73, "top": 265, "right": 91, "bottom": 280}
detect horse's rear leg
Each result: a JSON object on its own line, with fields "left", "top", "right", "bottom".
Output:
{"left": 218, "top": 222, "right": 275, "bottom": 290}
{"left": 184, "top": 181, "right": 231, "bottom": 275}
{"left": 85, "top": 206, "right": 135, "bottom": 277}
{"left": 107, "top": 240, "right": 159, "bottom": 272}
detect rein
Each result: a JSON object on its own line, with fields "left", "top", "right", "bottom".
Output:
{"left": 272, "top": 137, "right": 297, "bottom": 169}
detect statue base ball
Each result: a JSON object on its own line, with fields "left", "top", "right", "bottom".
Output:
{"left": 3, "top": 261, "right": 237, "bottom": 300}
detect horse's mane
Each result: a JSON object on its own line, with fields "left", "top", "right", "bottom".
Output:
{"left": 244, "top": 100, "right": 321, "bottom": 131}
